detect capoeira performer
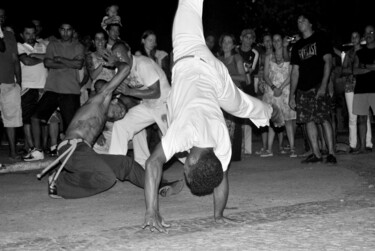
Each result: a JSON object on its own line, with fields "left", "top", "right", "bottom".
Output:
{"left": 108, "top": 41, "right": 171, "bottom": 168}
{"left": 142, "top": 0, "right": 283, "bottom": 232}
{"left": 39, "top": 52, "right": 183, "bottom": 199}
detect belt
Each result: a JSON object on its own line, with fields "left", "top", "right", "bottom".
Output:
{"left": 173, "top": 55, "right": 207, "bottom": 68}
{"left": 57, "top": 138, "right": 91, "bottom": 151}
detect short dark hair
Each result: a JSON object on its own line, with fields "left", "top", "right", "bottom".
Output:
{"left": 299, "top": 12, "right": 317, "bottom": 30}
{"left": 21, "top": 21, "right": 37, "bottom": 32}
{"left": 185, "top": 151, "right": 223, "bottom": 196}
{"left": 106, "top": 23, "right": 121, "bottom": 32}
{"left": 112, "top": 40, "right": 131, "bottom": 53}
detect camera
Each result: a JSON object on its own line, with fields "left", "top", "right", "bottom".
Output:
{"left": 286, "top": 36, "right": 296, "bottom": 42}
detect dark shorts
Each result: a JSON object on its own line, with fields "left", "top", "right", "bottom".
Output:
{"left": 296, "top": 89, "right": 331, "bottom": 124}
{"left": 32, "top": 91, "right": 80, "bottom": 131}
{"left": 21, "top": 89, "right": 40, "bottom": 124}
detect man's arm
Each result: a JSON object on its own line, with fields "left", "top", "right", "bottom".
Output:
{"left": 52, "top": 56, "right": 84, "bottom": 70}
{"left": 12, "top": 52, "right": 21, "bottom": 86}
{"left": 316, "top": 53, "right": 332, "bottom": 98}
{"left": 213, "top": 171, "right": 229, "bottom": 221}
{"left": 143, "top": 142, "right": 169, "bottom": 233}
{"left": 289, "top": 64, "right": 299, "bottom": 110}
{"left": 353, "top": 54, "right": 371, "bottom": 75}
{"left": 19, "top": 53, "right": 43, "bottom": 66}
{"left": 100, "top": 61, "right": 130, "bottom": 96}
{"left": 117, "top": 80, "right": 161, "bottom": 100}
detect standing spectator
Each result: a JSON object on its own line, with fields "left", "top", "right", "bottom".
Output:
{"left": 289, "top": 14, "right": 337, "bottom": 164}
{"left": 237, "top": 29, "right": 260, "bottom": 156}
{"left": 86, "top": 31, "right": 115, "bottom": 93}
{"left": 106, "top": 23, "right": 121, "bottom": 50}
{"left": 30, "top": 21, "right": 84, "bottom": 160}
{"left": 135, "top": 30, "right": 171, "bottom": 152}
{"left": 0, "top": 8, "right": 23, "bottom": 161}
{"left": 135, "top": 30, "right": 171, "bottom": 82}
{"left": 352, "top": 24, "right": 375, "bottom": 154}
{"left": 217, "top": 33, "right": 247, "bottom": 161}
{"left": 255, "top": 33, "right": 273, "bottom": 155}
{"left": 205, "top": 33, "right": 218, "bottom": 55}
{"left": 343, "top": 31, "right": 372, "bottom": 153}
{"left": 17, "top": 22, "right": 48, "bottom": 160}
{"left": 261, "top": 33, "right": 296, "bottom": 157}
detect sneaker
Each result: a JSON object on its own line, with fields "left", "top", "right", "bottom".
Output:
{"left": 255, "top": 148, "right": 265, "bottom": 155}
{"left": 301, "top": 154, "right": 323, "bottom": 164}
{"left": 23, "top": 148, "right": 44, "bottom": 162}
{"left": 279, "top": 147, "right": 287, "bottom": 154}
{"left": 48, "top": 172, "right": 62, "bottom": 199}
{"left": 289, "top": 149, "right": 298, "bottom": 158}
{"left": 22, "top": 148, "right": 34, "bottom": 159}
{"left": 260, "top": 150, "right": 273, "bottom": 157}
{"left": 326, "top": 154, "right": 337, "bottom": 165}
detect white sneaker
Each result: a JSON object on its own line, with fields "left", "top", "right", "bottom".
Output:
{"left": 260, "top": 150, "right": 273, "bottom": 157}
{"left": 23, "top": 148, "right": 44, "bottom": 161}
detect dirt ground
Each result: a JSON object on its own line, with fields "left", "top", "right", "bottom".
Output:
{"left": 1, "top": 135, "right": 375, "bottom": 250}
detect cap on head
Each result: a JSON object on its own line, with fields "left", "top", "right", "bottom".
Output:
{"left": 241, "top": 28, "right": 256, "bottom": 39}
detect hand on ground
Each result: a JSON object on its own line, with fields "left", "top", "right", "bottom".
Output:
{"left": 142, "top": 211, "right": 170, "bottom": 233}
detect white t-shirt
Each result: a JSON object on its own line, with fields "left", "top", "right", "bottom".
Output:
{"left": 126, "top": 55, "right": 170, "bottom": 108}
{"left": 17, "top": 42, "right": 48, "bottom": 89}
{"left": 161, "top": 63, "right": 231, "bottom": 171}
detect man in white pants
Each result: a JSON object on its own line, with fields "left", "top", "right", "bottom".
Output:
{"left": 108, "top": 41, "right": 171, "bottom": 168}
{"left": 142, "top": 0, "right": 281, "bottom": 233}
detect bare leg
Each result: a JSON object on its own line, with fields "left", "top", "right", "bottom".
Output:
{"left": 306, "top": 121, "right": 321, "bottom": 158}
{"left": 6, "top": 127, "right": 17, "bottom": 158}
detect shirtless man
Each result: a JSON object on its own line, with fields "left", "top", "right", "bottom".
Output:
{"left": 46, "top": 52, "right": 183, "bottom": 199}
{"left": 142, "top": 0, "right": 282, "bottom": 233}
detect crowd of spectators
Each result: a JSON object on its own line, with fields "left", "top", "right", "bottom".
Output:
{"left": 0, "top": 5, "right": 374, "bottom": 165}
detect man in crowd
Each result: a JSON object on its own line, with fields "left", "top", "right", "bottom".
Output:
{"left": 17, "top": 22, "right": 48, "bottom": 160}
{"left": 142, "top": 0, "right": 281, "bottom": 233}
{"left": 289, "top": 13, "right": 337, "bottom": 164}
{"left": 352, "top": 24, "right": 375, "bottom": 154}
{"left": 0, "top": 7, "right": 22, "bottom": 161}
{"left": 30, "top": 20, "right": 85, "bottom": 161}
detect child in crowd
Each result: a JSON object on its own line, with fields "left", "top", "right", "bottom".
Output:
{"left": 101, "top": 4, "right": 122, "bottom": 32}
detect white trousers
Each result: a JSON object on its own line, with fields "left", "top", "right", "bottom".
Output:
{"left": 345, "top": 92, "right": 372, "bottom": 148}
{"left": 172, "top": 0, "right": 272, "bottom": 128}
{"left": 109, "top": 102, "right": 168, "bottom": 167}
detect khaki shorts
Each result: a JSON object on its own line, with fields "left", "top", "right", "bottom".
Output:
{"left": 353, "top": 93, "right": 375, "bottom": 116}
{"left": 0, "top": 83, "right": 23, "bottom": 127}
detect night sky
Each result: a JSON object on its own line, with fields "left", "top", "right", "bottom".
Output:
{"left": 2, "top": 0, "right": 374, "bottom": 51}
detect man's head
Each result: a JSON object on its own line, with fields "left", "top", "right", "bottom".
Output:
{"left": 364, "top": 25, "right": 375, "bottom": 47}
{"left": 297, "top": 13, "right": 316, "bottom": 34}
{"left": 240, "top": 28, "right": 256, "bottom": 47}
{"left": 205, "top": 34, "right": 216, "bottom": 51}
{"left": 184, "top": 147, "right": 223, "bottom": 196}
{"left": 31, "top": 19, "right": 43, "bottom": 38}
{"left": 112, "top": 40, "right": 132, "bottom": 64}
{"left": 20, "top": 22, "right": 37, "bottom": 46}
{"left": 106, "top": 23, "right": 121, "bottom": 42}
{"left": 107, "top": 97, "right": 127, "bottom": 122}
{"left": 0, "top": 8, "right": 5, "bottom": 28}
{"left": 58, "top": 22, "right": 74, "bottom": 42}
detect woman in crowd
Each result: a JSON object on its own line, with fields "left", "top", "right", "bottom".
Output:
{"left": 217, "top": 33, "right": 247, "bottom": 161}
{"left": 85, "top": 31, "right": 115, "bottom": 95}
{"left": 255, "top": 33, "right": 273, "bottom": 155}
{"left": 260, "top": 33, "right": 296, "bottom": 157}
{"left": 342, "top": 31, "right": 373, "bottom": 152}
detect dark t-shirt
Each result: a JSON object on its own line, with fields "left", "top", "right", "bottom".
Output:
{"left": 291, "top": 32, "right": 332, "bottom": 91}
{"left": 354, "top": 47, "right": 375, "bottom": 94}
{"left": 0, "top": 30, "right": 17, "bottom": 83}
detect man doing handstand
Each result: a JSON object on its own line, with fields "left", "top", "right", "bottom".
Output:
{"left": 143, "top": 0, "right": 282, "bottom": 232}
